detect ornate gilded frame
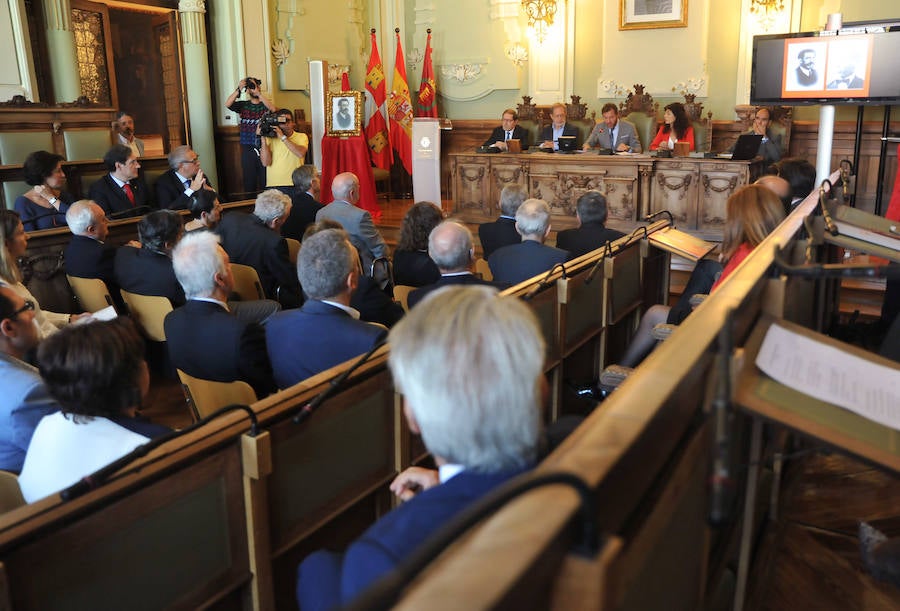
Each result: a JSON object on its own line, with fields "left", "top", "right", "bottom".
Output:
{"left": 620, "top": 0, "right": 688, "bottom": 31}
{"left": 325, "top": 91, "right": 363, "bottom": 137}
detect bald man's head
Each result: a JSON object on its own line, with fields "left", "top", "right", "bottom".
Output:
{"left": 331, "top": 172, "right": 360, "bottom": 204}
{"left": 428, "top": 221, "right": 474, "bottom": 273}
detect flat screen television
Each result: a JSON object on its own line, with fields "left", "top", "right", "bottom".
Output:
{"left": 751, "top": 28, "right": 900, "bottom": 105}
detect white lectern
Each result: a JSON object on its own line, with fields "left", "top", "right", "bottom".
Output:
{"left": 412, "top": 118, "right": 442, "bottom": 207}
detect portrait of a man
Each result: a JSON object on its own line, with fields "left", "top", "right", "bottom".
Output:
{"left": 334, "top": 97, "right": 354, "bottom": 129}
{"left": 326, "top": 91, "right": 363, "bottom": 136}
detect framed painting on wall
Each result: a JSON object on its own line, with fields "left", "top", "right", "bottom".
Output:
{"left": 620, "top": 0, "right": 688, "bottom": 30}
{"left": 325, "top": 91, "right": 363, "bottom": 137}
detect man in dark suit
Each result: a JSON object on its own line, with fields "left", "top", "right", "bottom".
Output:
{"left": 265, "top": 228, "right": 385, "bottom": 388}
{"left": 538, "top": 102, "right": 580, "bottom": 150}
{"left": 488, "top": 198, "right": 569, "bottom": 285}
{"left": 64, "top": 200, "right": 125, "bottom": 310}
{"left": 165, "top": 231, "right": 276, "bottom": 398}
{"left": 281, "top": 165, "right": 322, "bottom": 241}
{"left": 826, "top": 63, "right": 864, "bottom": 90}
{"left": 296, "top": 284, "right": 545, "bottom": 610}
{"left": 217, "top": 189, "right": 301, "bottom": 308}
{"left": 88, "top": 144, "right": 152, "bottom": 219}
{"left": 114, "top": 209, "right": 185, "bottom": 306}
{"left": 482, "top": 108, "right": 530, "bottom": 151}
{"left": 478, "top": 183, "right": 527, "bottom": 259}
{"left": 555, "top": 190, "right": 625, "bottom": 258}
{"left": 154, "top": 145, "right": 215, "bottom": 210}
{"left": 408, "top": 220, "right": 496, "bottom": 309}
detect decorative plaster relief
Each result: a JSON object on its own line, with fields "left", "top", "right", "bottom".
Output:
{"left": 596, "top": 79, "right": 628, "bottom": 98}
{"left": 505, "top": 43, "right": 528, "bottom": 67}
{"left": 272, "top": 39, "right": 290, "bottom": 66}
{"left": 440, "top": 63, "right": 485, "bottom": 83}
{"left": 671, "top": 76, "right": 706, "bottom": 96}
{"left": 327, "top": 64, "right": 351, "bottom": 87}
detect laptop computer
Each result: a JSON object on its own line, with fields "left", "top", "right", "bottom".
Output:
{"left": 557, "top": 136, "right": 577, "bottom": 153}
{"left": 725, "top": 134, "right": 764, "bottom": 161}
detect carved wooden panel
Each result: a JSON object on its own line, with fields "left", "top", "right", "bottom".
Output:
{"left": 652, "top": 161, "right": 699, "bottom": 228}
{"left": 452, "top": 155, "right": 491, "bottom": 216}
{"left": 699, "top": 162, "right": 748, "bottom": 232}
{"left": 489, "top": 160, "right": 529, "bottom": 213}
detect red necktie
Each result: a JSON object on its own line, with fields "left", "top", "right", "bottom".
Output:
{"left": 123, "top": 183, "right": 135, "bottom": 206}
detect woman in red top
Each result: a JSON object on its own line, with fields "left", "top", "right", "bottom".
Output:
{"left": 650, "top": 102, "right": 695, "bottom": 152}
{"left": 618, "top": 184, "right": 785, "bottom": 367}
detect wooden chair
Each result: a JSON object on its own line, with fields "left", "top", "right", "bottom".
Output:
{"left": 285, "top": 238, "right": 301, "bottom": 266}
{"left": 119, "top": 290, "right": 173, "bottom": 342}
{"left": 177, "top": 369, "right": 257, "bottom": 421}
{"left": 0, "top": 471, "right": 26, "bottom": 514}
{"left": 474, "top": 257, "right": 493, "bottom": 281}
{"left": 230, "top": 263, "right": 266, "bottom": 301}
{"left": 393, "top": 285, "right": 416, "bottom": 312}
{"left": 67, "top": 275, "right": 114, "bottom": 313}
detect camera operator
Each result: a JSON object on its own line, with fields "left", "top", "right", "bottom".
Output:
{"left": 225, "top": 77, "right": 276, "bottom": 195}
{"left": 257, "top": 109, "right": 308, "bottom": 196}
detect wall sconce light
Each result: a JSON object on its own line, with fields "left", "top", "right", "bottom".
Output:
{"left": 522, "top": 0, "right": 558, "bottom": 43}
{"left": 750, "top": 0, "right": 785, "bottom": 31}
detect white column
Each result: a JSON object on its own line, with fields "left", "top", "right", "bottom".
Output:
{"left": 179, "top": 0, "right": 218, "bottom": 187}
{"left": 42, "top": 0, "right": 81, "bottom": 102}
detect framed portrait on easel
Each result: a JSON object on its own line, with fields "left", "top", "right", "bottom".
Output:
{"left": 325, "top": 91, "right": 364, "bottom": 137}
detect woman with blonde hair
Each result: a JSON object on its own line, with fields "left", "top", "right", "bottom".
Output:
{"left": 0, "top": 210, "right": 87, "bottom": 338}
{"left": 618, "top": 184, "right": 785, "bottom": 368}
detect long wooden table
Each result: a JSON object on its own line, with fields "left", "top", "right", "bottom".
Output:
{"left": 449, "top": 151, "right": 758, "bottom": 240}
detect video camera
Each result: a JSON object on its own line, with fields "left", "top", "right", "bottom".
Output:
{"left": 259, "top": 111, "right": 286, "bottom": 138}
{"left": 244, "top": 77, "right": 261, "bottom": 92}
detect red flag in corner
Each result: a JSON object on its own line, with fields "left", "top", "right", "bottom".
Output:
{"left": 416, "top": 29, "right": 437, "bottom": 118}
{"left": 341, "top": 71, "right": 350, "bottom": 92}
{"left": 364, "top": 29, "right": 392, "bottom": 171}
{"left": 388, "top": 29, "right": 414, "bottom": 174}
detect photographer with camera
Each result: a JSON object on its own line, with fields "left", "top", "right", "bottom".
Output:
{"left": 257, "top": 109, "right": 308, "bottom": 196}
{"left": 226, "top": 77, "right": 276, "bottom": 195}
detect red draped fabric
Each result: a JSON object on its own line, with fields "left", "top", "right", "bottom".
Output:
{"left": 320, "top": 134, "right": 382, "bottom": 221}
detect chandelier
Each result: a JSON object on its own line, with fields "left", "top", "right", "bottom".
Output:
{"left": 522, "top": 0, "right": 558, "bottom": 43}
{"left": 750, "top": 0, "right": 785, "bottom": 31}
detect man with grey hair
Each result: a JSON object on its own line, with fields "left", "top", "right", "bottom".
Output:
{"left": 407, "top": 220, "right": 496, "bottom": 309}
{"left": 154, "top": 145, "right": 215, "bottom": 210}
{"left": 217, "top": 188, "right": 301, "bottom": 307}
{"left": 297, "top": 285, "right": 545, "bottom": 609}
{"left": 264, "top": 228, "right": 385, "bottom": 387}
{"left": 478, "top": 183, "right": 527, "bottom": 258}
{"left": 488, "top": 198, "right": 569, "bottom": 285}
{"left": 316, "top": 172, "right": 388, "bottom": 274}
{"left": 164, "top": 231, "right": 276, "bottom": 398}
{"left": 282, "top": 165, "right": 323, "bottom": 241}
{"left": 555, "top": 190, "right": 625, "bottom": 258}
{"left": 63, "top": 200, "right": 122, "bottom": 307}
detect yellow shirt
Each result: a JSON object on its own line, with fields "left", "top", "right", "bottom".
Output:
{"left": 265, "top": 131, "right": 308, "bottom": 187}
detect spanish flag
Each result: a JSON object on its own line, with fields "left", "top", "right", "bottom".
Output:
{"left": 388, "top": 29, "right": 414, "bottom": 174}
{"left": 416, "top": 29, "right": 437, "bottom": 118}
{"left": 364, "top": 29, "right": 392, "bottom": 171}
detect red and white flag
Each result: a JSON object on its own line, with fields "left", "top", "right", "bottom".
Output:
{"left": 364, "top": 29, "right": 392, "bottom": 171}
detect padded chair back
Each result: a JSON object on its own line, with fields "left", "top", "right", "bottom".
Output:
{"left": 393, "top": 284, "right": 415, "bottom": 312}
{"left": 622, "top": 112, "right": 657, "bottom": 153}
{"left": 518, "top": 119, "right": 541, "bottom": 149}
{"left": 285, "top": 237, "right": 301, "bottom": 266}
{"left": 0, "top": 471, "right": 25, "bottom": 514}
{"left": 0, "top": 132, "right": 54, "bottom": 165}
{"left": 692, "top": 120, "right": 709, "bottom": 153}
{"left": 474, "top": 257, "right": 493, "bottom": 281}
{"left": 230, "top": 263, "right": 266, "bottom": 301}
{"left": 119, "top": 290, "right": 173, "bottom": 342}
{"left": 67, "top": 275, "right": 114, "bottom": 313}
{"left": 177, "top": 369, "right": 257, "bottom": 421}
{"left": 62, "top": 129, "right": 113, "bottom": 161}
{"left": 2, "top": 180, "right": 29, "bottom": 211}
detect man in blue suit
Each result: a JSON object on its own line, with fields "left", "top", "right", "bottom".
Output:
{"left": 296, "top": 284, "right": 545, "bottom": 610}
{"left": 265, "top": 228, "right": 385, "bottom": 388}
{"left": 488, "top": 198, "right": 569, "bottom": 286}
{"left": 538, "top": 102, "right": 580, "bottom": 150}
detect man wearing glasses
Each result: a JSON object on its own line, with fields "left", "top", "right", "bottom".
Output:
{"left": 729, "top": 107, "right": 783, "bottom": 164}
{"left": 88, "top": 144, "right": 153, "bottom": 218}
{"left": 0, "top": 286, "right": 60, "bottom": 473}
{"left": 483, "top": 109, "right": 530, "bottom": 152}
{"left": 155, "top": 145, "right": 217, "bottom": 210}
